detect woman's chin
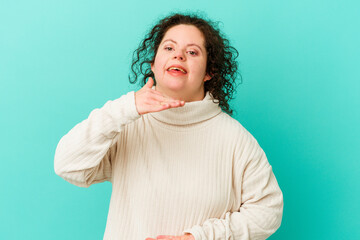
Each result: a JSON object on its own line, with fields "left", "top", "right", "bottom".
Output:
{"left": 158, "top": 80, "right": 186, "bottom": 92}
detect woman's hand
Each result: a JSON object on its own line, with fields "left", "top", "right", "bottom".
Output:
{"left": 145, "top": 233, "right": 195, "bottom": 240}
{"left": 135, "top": 77, "right": 185, "bottom": 115}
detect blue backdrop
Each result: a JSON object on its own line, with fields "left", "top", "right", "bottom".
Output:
{"left": 1, "top": 0, "right": 359, "bottom": 239}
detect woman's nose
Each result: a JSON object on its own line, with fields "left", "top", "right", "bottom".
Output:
{"left": 173, "top": 50, "right": 185, "bottom": 61}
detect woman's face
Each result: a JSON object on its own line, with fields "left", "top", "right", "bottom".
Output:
{"left": 151, "top": 24, "right": 211, "bottom": 102}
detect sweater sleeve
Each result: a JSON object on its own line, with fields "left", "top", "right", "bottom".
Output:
{"left": 54, "top": 91, "right": 141, "bottom": 188}
{"left": 183, "top": 131, "right": 284, "bottom": 240}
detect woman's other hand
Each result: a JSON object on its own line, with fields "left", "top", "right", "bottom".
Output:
{"left": 135, "top": 77, "right": 185, "bottom": 115}
{"left": 145, "top": 233, "right": 195, "bottom": 240}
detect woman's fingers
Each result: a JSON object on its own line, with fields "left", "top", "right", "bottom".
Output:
{"left": 150, "top": 95, "right": 184, "bottom": 107}
{"left": 167, "top": 101, "right": 185, "bottom": 108}
{"left": 135, "top": 78, "right": 185, "bottom": 115}
{"left": 148, "top": 234, "right": 192, "bottom": 240}
{"left": 156, "top": 235, "right": 176, "bottom": 239}
{"left": 145, "top": 236, "right": 175, "bottom": 240}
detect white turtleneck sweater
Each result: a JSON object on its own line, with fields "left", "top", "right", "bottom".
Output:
{"left": 54, "top": 90, "right": 283, "bottom": 240}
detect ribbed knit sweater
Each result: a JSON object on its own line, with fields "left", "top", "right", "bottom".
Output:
{"left": 54, "top": 90, "right": 283, "bottom": 240}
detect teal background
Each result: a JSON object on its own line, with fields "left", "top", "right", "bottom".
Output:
{"left": 1, "top": 0, "right": 359, "bottom": 239}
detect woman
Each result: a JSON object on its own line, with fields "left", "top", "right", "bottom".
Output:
{"left": 54, "top": 13, "right": 283, "bottom": 240}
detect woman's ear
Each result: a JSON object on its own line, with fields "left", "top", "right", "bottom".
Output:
{"left": 204, "top": 73, "right": 212, "bottom": 82}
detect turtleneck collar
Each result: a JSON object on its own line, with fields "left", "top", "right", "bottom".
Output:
{"left": 149, "top": 87, "right": 222, "bottom": 125}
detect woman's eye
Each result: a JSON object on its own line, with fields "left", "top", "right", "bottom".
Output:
{"left": 188, "top": 51, "right": 197, "bottom": 56}
{"left": 165, "top": 47, "right": 173, "bottom": 51}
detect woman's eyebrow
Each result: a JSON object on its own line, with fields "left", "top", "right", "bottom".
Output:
{"left": 162, "top": 39, "right": 203, "bottom": 53}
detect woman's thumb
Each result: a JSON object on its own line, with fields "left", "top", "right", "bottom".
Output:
{"left": 145, "top": 77, "right": 154, "bottom": 88}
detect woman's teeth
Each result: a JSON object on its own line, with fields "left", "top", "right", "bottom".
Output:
{"left": 168, "top": 67, "right": 186, "bottom": 73}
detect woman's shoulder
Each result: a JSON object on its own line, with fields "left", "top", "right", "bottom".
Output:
{"left": 216, "top": 112, "right": 248, "bottom": 132}
{"left": 215, "top": 112, "right": 259, "bottom": 144}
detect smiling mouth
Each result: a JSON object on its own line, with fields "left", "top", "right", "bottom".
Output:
{"left": 167, "top": 67, "right": 187, "bottom": 74}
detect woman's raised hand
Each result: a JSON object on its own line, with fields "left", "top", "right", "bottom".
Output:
{"left": 135, "top": 77, "right": 185, "bottom": 115}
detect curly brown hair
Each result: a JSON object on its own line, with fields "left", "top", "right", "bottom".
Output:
{"left": 129, "top": 12, "right": 241, "bottom": 115}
